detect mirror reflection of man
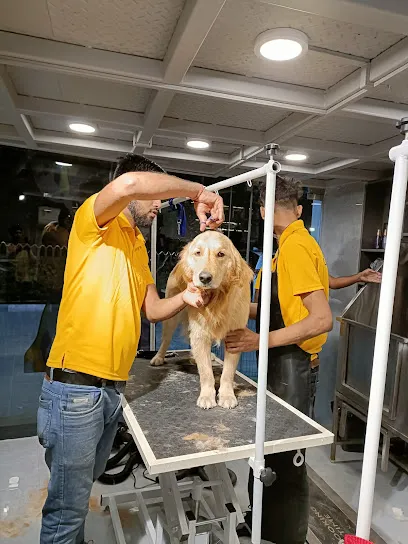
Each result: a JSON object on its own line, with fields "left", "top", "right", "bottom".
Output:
{"left": 42, "top": 207, "right": 73, "bottom": 247}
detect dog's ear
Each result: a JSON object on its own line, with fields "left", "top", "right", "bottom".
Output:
{"left": 174, "top": 241, "right": 193, "bottom": 284}
{"left": 226, "top": 243, "right": 253, "bottom": 287}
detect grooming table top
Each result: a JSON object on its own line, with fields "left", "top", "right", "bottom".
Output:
{"left": 123, "top": 353, "right": 333, "bottom": 475}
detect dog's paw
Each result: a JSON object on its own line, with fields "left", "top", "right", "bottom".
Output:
{"left": 218, "top": 394, "right": 238, "bottom": 409}
{"left": 197, "top": 394, "right": 217, "bottom": 410}
{"left": 150, "top": 355, "right": 165, "bottom": 367}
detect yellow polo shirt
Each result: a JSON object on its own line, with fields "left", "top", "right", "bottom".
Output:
{"left": 255, "top": 220, "right": 329, "bottom": 355}
{"left": 47, "top": 194, "right": 154, "bottom": 381}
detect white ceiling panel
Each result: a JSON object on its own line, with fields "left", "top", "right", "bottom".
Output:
{"left": 29, "top": 115, "right": 134, "bottom": 143}
{"left": 166, "top": 94, "right": 288, "bottom": 131}
{"left": 0, "top": 109, "right": 15, "bottom": 126}
{"left": 357, "top": 160, "right": 391, "bottom": 171}
{"left": 152, "top": 136, "right": 238, "bottom": 155}
{"left": 297, "top": 116, "right": 397, "bottom": 146}
{"left": 196, "top": 50, "right": 355, "bottom": 91}
{"left": 46, "top": 0, "right": 186, "bottom": 59}
{"left": 7, "top": 67, "right": 62, "bottom": 101}
{"left": 278, "top": 147, "right": 336, "bottom": 165}
{"left": 368, "top": 71, "right": 408, "bottom": 105}
{"left": 194, "top": 0, "right": 402, "bottom": 89}
{"left": 0, "top": 0, "right": 53, "bottom": 38}
{"left": 8, "top": 66, "right": 151, "bottom": 112}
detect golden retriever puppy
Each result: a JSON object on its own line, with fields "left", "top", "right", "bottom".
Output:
{"left": 151, "top": 231, "right": 253, "bottom": 409}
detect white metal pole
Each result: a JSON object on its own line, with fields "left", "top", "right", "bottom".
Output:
{"left": 160, "top": 165, "right": 269, "bottom": 210}
{"left": 246, "top": 187, "right": 254, "bottom": 263}
{"left": 251, "top": 159, "right": 278, "bottom": 544}
{"left": 149, "top": 216, "right": 158, "bottom": 351}
{"left": 227, "top": 188, "right": 233, "bottom": 238}
{"left": 356, "top": 138, "right": 408, "bottom": 539}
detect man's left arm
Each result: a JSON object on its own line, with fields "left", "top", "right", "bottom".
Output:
{"left": 226, "top": 243, "right": 332, "bottom": 353}
{"left": 142, "top": 284, "right": 210, "bottom": 323}
{"left": 225, "top": 290, "right": 332, "bottom": 353}
{"left": 329, "top": 269, "right": 381, "bottom": 289}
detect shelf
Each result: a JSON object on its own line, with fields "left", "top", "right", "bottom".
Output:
{"left": 361, "top": 248, "right": 385, "bottom": 253}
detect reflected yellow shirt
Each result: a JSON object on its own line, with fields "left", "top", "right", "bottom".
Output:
{"left": 47, "top": 194, "right": 154, "bottom": 381}
{"left": 255, "top": 220, "right": 329, "bottom": 355}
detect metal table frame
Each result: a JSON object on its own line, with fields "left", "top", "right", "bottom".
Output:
{"left": 101, "top": 353, "right": 333, "bottom": 544}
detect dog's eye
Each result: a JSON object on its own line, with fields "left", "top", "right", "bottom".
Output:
{"left": 217, "top": 251, "right": 225, "bottom": 257}
{"left": 194, "top": 250, "right": 201, "bottom": 256}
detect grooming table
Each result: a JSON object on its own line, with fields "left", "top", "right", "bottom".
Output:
{"left": 101, "top": 352, "right": 333, "bottom": 544}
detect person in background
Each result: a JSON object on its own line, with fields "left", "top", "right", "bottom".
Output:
{"left": 226, "top": 175, "right": 332, "bottom": 544}
{"left": 25, "top": 208, "right": 74, "bottom": 373}
{"left": 6, "top": 224, "right": 35, "bottom": 299}
{"left": 37, "top": 154, "right": 224, "bottom": 544}
{"left": 42, "top": 206, "right": 73, "bottom": 247}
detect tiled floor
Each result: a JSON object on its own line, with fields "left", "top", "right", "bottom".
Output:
{"left": 307, "top": 446, "right": 407, "bottom": 544}
{"left": 0, "top": 437, "right": 407, "bottom": 544}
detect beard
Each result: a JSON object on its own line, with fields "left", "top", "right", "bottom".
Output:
{"left": 128, "top": 201, "right": 155, "bottom": 227}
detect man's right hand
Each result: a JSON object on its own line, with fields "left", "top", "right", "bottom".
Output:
{"left": 193, "top": 188, "right": 224, "bottom": 232}
{"left": 182, "top": 283, "right": 212, "bottom": 308}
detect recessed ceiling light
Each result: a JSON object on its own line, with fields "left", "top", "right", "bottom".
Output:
{"left": 255, "top": 29, "right": 309, "bottom": 61}
{"left": 186, "top": 139, "right": 211, "bottom": 150}
{"left": 19, "top": 194, "right": 25, "bottom": 201}
{"left": 69, "top": 123, "right": 96, "bottom": 134}
{"left": 285, "top": 153, "right": 308, "bottom": 162}
{"left": 55, "top": 161, "right": 73, "bottom": 167}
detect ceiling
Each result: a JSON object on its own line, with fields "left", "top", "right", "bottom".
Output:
{"left": 1, "top": 0, "right": 408, "bottom": 189}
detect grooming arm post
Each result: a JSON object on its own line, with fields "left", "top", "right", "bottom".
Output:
{"left": 246, "top": 186, "right": 253, "bottom": 263}
{"left": 160, "top": 165, "right": 269, "bottom": 210}
{"left": 356, "top": 127, "right": 408, "bottom": 540}
{"left": 251, "top": 146, "right": 280, "bottom": 544}
{"left": 150, "top": 216, "right": 157, "bottom": 351}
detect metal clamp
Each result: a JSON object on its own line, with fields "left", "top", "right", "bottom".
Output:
{"left": 264, "top": 143, "right": 281, "bottom": 174}
{"left": 293, "top": 450, "right": 305, "bottom": 467}
{"left": 249, "top": 457, "right": 276, "bottom": 487}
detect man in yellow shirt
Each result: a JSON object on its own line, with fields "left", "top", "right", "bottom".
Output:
{"left": 37, "top": 154, "right": 224, "bottom": 544}
{"left": 226, "top": 175, "right": 332, "bottom": 544}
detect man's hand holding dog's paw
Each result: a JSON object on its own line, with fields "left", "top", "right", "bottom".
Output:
{"left": 183, "top": 283, "right": 212, "bottom": 309}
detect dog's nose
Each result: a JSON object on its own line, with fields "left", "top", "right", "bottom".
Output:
{"left": 199, "top": 271, "right": 213, "bottom": 285}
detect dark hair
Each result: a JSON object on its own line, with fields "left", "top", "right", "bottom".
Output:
{"left": 259, "top": 175, "right": 303, "bottom": 209}
{"left": 58, "top": 206, "right": 71, "bottom": 225}
{"left": 9, "top": 224, "right": 22, "bottom": 237}
{"left": 113, "top": 153, "right": 165, "bottom": 179}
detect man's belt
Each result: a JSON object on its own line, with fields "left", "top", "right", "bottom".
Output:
{"left": 45, "top": 367, "right": 118, "bottom": 388}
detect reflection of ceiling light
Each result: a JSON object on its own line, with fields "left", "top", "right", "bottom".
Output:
{"left": 254, "top": 29, "right": 308, "bottom": 61}
{"left": 55, "top": 161, "right": 72, "bottom": 167}
{"left": 309, "top": 227, "right": 316, "bottom": 232}
{"left": 285, "top": 153, "right": 308, "bottom": 162}
{"left": 69, "top": 123, "right": 95, "bottom": 134}
{"left": 186, "top": 139, "right": 210, "bottom": 150}
{"left": 18, "top": 194, "right": 25, "bottom": 201}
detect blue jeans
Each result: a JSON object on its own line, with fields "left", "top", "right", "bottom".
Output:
{"left": 37, "top": 377, "right": 122, "bottom": 544}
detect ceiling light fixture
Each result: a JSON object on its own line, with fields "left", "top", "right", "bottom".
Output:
{"left": 285, "top": 153, "right": 308, "bottom": 162}
{"left": 255, "top": 29, "right": 309, "bottom": 61}
{"left": 19, "top": 194, "right": 25, "bottom": 201}
{"left": 55, "top": 161, "right": 73, "bottom": 167}
{"left": 186, "top": 139, "right": 211, "bottom": 150}
{"left": 69, "top": 123, "right": 96, "bottom": 134}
